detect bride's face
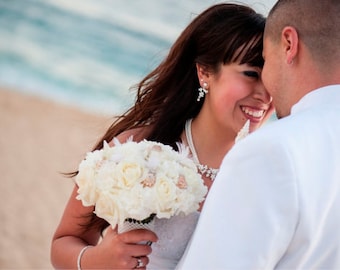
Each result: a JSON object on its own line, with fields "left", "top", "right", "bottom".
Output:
{"left": 203, "top": 62, "right": 274, "bottom": 135}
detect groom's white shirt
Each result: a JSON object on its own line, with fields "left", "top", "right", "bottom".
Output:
{"left": 177, "top": 85, "right": 340, "bottom": 269}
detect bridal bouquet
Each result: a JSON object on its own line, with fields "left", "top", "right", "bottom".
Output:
{"left": 75, "top": 138, "right": 207, "bottom": 233}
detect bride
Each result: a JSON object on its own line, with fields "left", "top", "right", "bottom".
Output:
{"left": 51, "top": 3, "right": 273, "bottom": 269}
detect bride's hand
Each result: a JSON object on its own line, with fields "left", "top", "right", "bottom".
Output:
{"left": 82, "top": 227, "right": 158, "bottom": 269}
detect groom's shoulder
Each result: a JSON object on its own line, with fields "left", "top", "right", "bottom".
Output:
{"left": 236, "top": 114, "right": 307, "bottom": 155}
{"left": 250, "top": 116, "right": 295, "bottom": 144}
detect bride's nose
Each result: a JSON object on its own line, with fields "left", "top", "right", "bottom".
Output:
{"left": 252, "top": 84, "right": 272, "bottom": 104}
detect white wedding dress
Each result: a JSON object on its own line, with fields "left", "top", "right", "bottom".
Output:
{"left": 147, "top": 211, "right": 200, "bottom": 269}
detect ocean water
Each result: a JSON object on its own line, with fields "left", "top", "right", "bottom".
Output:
{"left": 0, "top": 0, "right": 275, "bottom": 115}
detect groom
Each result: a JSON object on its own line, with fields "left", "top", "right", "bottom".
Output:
{"left": 177, "top": 0, "right": 340, "bottom": 268}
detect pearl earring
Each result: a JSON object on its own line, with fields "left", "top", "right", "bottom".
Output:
{"left": 197, "top": 82, "right": 208, "bottom": 102}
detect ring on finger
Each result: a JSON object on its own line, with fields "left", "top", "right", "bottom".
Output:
{"left": 135, "top": 257, "right": 143, "bottom": 269}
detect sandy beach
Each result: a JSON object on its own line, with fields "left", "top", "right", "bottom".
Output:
{"left": 0, "top": 88, "right": 112, "bottom": 269}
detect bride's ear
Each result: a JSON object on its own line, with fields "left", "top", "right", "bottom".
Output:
{"left": 196, "top": 63, "right": 210, "bottom": 83}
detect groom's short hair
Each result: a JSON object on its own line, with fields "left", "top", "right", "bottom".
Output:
{"left": 265, "top": 0, "right": 340, "bottom": 67}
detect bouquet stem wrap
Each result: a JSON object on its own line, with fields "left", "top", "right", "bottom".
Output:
{"left": 118, "top": 214, "right": 156, "bottom": 234}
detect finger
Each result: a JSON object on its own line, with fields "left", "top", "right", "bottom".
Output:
{"left": 118, "top": 229, "right": 158, "bottom": 245}
{"left": 133, "top": 256, "right": 149, "bottom": 269}
{"left": 105, "top": 226, "right": 118, "bottom": 236}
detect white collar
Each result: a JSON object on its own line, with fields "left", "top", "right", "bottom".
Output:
{"left": 291, "top": 84, "right": 340, "bottom": 115}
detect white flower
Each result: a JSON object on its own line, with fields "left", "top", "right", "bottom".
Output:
{"left": 75, "top": 139, "right": 208, "bottom": 229}
{"left": 235, "top": 119, "right": 250, "bottom": 143}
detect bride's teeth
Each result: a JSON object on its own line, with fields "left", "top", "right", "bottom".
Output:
{"left": 242, "top": 107, "right": 264, "bottom": 117}
{"left": 252, "top": 110, "right": 263, "bottom": 117}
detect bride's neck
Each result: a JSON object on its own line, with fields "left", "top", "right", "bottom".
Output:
{"left": 188, "top": 119, "right": 234, "bottom": 168}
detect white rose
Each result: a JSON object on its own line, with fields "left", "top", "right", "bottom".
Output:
{"left": 95, "top": 161, "right": 120, "bottom": 192}
{"left": 75, "top": 161, "right": 99, "bottom": 206}
{"left": 119, "top": 186, "right": 152, "bottom": 221}
{"left": 114, "top": 161, "right": 145, "bottom": 188}
{"left": 154, "top": 173, "right": 178, "bottom": 218}
{"left": 94, "top": 191, "right": 124, "bottom": 228}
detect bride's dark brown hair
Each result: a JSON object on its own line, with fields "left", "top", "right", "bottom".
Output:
{"left": 92, "top": 3, "right": 265, "bottom": 151}
{"left": 81, "top": 3, "right": 265, "bottom": 231}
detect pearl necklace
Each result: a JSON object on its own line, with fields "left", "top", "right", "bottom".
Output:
{"left": 185, "top": 119, "right": 219, "bottom": 181}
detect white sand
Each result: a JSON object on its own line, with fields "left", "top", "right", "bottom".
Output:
{"left": 0, "top": 88, "right": 111, "bottom": 269}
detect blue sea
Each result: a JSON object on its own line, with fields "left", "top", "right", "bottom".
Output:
{"left": 0, "top": 0, "right": 275, "bottom": 115}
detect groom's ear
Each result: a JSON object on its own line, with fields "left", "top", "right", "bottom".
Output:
{"left": 281, "top": 26, "right": 298, "bottom": 65}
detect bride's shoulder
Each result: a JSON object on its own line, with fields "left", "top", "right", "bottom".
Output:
{"left": 109, "top": 126, "right": 151, "bottom": 146}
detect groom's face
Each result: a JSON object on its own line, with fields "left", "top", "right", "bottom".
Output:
{"left": 262, "top": 36, "right": 291, "bottom": 119}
